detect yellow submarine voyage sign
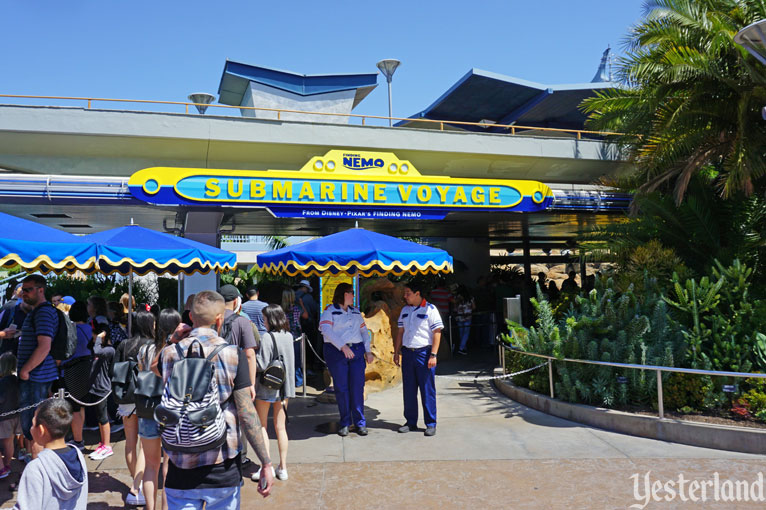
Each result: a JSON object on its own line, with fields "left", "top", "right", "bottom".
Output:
{"left": 129, "top": 150, "right": 553, "bottom": 220}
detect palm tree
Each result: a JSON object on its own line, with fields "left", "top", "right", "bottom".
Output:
{"left": 580, "top": 174, "right": 766, "bottom": 282}
{"left": 582, "top": 0, "right": 766, "bottom": 203}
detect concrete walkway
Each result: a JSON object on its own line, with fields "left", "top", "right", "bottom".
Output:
{"left": 2, "top": 351, "right": 765, "bottom": 509}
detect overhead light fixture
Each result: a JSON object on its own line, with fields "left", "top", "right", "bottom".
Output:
{"left": 376, "top": 59, "right": 401, "bottom": 127}
{"left": 187, "top": 93, "right": 216, "bottom": 114}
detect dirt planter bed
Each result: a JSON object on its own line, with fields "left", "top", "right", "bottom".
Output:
{"left": 494, "top": 373, "right": 766, "bottom": 455}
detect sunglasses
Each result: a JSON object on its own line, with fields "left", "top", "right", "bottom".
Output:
{"left": 21, "top": 286, "right": 39, "bottom": 293}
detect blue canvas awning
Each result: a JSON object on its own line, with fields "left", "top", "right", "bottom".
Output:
{"left": 0, "top": 212, "right": 98, "bottom": 273}
{"left": 255, "top": 228, "right": 453, "bottom": 277}
{"left": 81, "top": 225, "right": 237, "bottom": 276}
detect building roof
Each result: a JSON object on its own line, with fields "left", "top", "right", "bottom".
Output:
{"left": 217, "top": 60, "right": 378, "bottom": 109}
{"left": 396, "top": 67, "right": 618, "bottom": 132}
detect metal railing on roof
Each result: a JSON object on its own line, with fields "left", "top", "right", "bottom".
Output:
{"left": 0, "top": 94, "right": 623, "bottom": 140}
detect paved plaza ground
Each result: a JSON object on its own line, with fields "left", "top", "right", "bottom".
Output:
{"left": 0, "top": 350, "right": 764, "bottom": 509}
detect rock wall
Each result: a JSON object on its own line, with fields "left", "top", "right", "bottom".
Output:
{"left": 360, "top": 278, "right": 406, "bottom": 393}
{"left": 363, "top": 308, "right": 401, "bottom": 393}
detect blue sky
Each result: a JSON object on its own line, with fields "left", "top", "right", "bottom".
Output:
{"left": 1, "top": 1, "right": 643, "bottom": 122}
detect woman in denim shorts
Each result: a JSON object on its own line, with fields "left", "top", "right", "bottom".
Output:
{"left": 138, "top": 308, "right": 181, "bottom": 510}
{"left": 115, "top": 310, "right": 156, "bottom": 506}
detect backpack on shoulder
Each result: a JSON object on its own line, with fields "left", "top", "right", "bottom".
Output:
{"left": 33, "top": 303, "right": 77, "bottom": 361}
{"left": 260, "top": 332, "right": 286, "bottom": 390}
{"left": 153, "top": 339, "right": 230, "bottom": 453}
{"left": 111, "top": 359, "right": 138, "bottom": 405}
{"left": 219, "top": 313, "right": 240, "bottom": 346}
{"left": 134, "top": 344, "right": 163, "bottom": 419}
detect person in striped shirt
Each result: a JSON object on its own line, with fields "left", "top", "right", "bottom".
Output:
{"left": 17, "top": 275, "right": 59, "bottom": 459}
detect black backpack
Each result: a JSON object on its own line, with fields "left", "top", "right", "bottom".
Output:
{"left": 260, "top": 332, "right": 286, "bottom": 391}
{"left": 219, "top": 313, "right": 240, "bottom": 346}
{"left": 112, "top": 359, "right": 138, "bottom": 405}
{"left": 32, "top": 303, "right": 77, "bottom": 361}
{"left": 134, "top": 344, "right": 163, "bottom": 419}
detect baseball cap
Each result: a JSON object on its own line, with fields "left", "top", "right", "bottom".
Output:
{"left": 61, "top": 296, "right": 75, "bottom": 305}
{"left": 218, "top": 284, "right": 241, "bottom": 302}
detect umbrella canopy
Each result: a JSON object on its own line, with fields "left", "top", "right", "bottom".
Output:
{"left": 255, "top": 228, "right": 453, "bottom": 277}
{"left": 0, "top": 212, "right": 98, "bottom": 273}
{"left": 81, "top": 225, "right": 237, "bottom": 276}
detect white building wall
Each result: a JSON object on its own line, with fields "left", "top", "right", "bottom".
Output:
{"left": 240, "top": 82, "right": 355, "bottom": 124}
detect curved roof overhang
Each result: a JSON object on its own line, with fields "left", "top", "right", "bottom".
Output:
{"left": 397, "top": 69, "right": 619, "bottom": 132}
{"left": 218, "top": 60, "right": 378, "bottom": 110}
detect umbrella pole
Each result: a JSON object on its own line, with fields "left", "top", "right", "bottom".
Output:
{"left": 302, "top": 334, "right": 307, "bottom": 398}
{"left": 127, "top": 268, "right": 133, "bottom": 337}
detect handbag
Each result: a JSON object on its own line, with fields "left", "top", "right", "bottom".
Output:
{"left": 260, "top": 332, "right": 285, "bottom": 391}
{"left": 134, "top": 344, "right": 164, "bottom": 419}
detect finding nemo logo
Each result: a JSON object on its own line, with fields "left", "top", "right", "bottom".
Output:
{"left": 128, "top": 150, "right": 553, "bottom": 219}
{"left": 342, "top": 153, "right": 384, "bottom": 170}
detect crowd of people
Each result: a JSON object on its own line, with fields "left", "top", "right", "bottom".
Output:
{"left": 0, "top": 273, "right": 448, "bottom": 509}
{"left": 425, "top": 268, "right": 596, "bottom": 355}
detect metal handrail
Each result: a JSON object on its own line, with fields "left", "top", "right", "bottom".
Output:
{"left": 499, "top": 343, "right": 766, "bottom": 419}
{"left": 0, "top": 93, "right": 623, "bottom": 140}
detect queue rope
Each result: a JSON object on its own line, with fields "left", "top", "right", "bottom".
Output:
{"left": 369, "top": 352, "right": 548, "bottom": 382}
{"left": 434, "top": 361, "right": 548, "bottom": 382}
{"left": 0, "top": 389, "right": 112, "bottom": 419}
{"left": 302, "top": 336, "right": 327, "bottom": 365}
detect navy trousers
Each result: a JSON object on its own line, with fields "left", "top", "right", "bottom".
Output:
{"left": 324, "top": 342, "right": 366, "bottom": 428}
{"left": 401, "top": 346, "right": 437, "bottom": 428}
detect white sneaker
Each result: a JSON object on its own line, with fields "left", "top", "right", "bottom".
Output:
{"left": 88, "top": 444, "right": 105, "bottom": 460}
{"left": 90, "top": 445, "right": 114, "bottom": 460}
{"left": 250, "top": 465, "right": 276, "bottom": 482}
{"left": 275, "top": 466, "right": 288, "bottom": 481}
{"left": 126, "top": 487, "right": 146, "bottom": 506}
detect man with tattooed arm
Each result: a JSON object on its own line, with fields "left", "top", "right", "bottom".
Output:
{"left": 159, "top": 290, "right": 274, "bottom": 509}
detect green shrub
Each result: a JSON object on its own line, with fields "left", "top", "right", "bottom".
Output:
{"left": 663, "top": 373, "right": 714, "bottom": 411}
{"left": 503, "top": 277, "right": 686, "bottom": 408}
{"left": 665, "top": 260, "right": 766, "bottom": 373}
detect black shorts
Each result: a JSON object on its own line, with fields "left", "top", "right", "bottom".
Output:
{"left": 69, "top": 395, "right": 109, "bottom": 425}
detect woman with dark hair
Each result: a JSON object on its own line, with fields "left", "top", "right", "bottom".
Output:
{"left": 114, "top": 310, "right": 155, "bottom": 505}
{"left": 87, "top": 295, "right": 109, "bottom": 325}
{"left": 61, "top": 301, "right": 93, "bottom": 451}
{"left": 319, "top": 283, "right": 373, "bottom": 437}
{"left": 139, "top": 307, "right": 179, "bottom": 510}
{"left": 252, "top": 304, "right": 295, "bottom": 482}
{"left": 157, "top": 307, "right": 182, "bottom": 345}
{"left": 107, "top": 301, "right": 128, "bottom": 347}
{"left": 281, "top": 288, "right": 307, "bottom": 387}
